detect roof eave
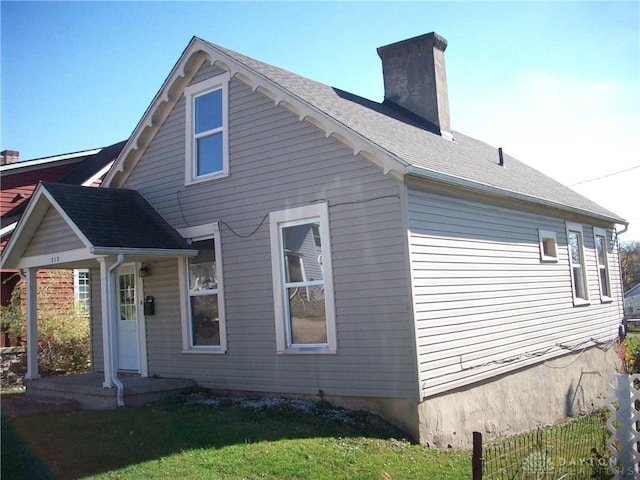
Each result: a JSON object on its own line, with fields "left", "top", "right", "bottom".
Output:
{"left": 90, "top": 247, "right": 197, "bottom": 257}
{"left": 0, "top": 149, "right": 101, "bottom": 174}
{"left": 103, "top": 37, "right": 409, "bottom": 187}
{"left": 405, "top": 165, "right": 628, "bottom": 226}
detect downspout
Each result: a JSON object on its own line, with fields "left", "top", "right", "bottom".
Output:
{"left": 614, "top": 224, "right": 629, "bottom": 340}
{"left": 108, "top": 254, "right": 125, "bottom": 407}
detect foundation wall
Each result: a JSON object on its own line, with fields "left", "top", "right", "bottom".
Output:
{"left": 417, "top": 345, "right": 620, "bottom": 447}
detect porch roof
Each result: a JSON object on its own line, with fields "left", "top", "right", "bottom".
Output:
{"left": 0, "top": 182, "right": 197, "bottom": 269}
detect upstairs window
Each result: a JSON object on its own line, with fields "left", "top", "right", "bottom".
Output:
{"left": 566, "top": 222, "right": 589, "bottom": 305}
{"left": 184, "top": 72, "right": 230, "bottom": 184}
{"left": 594, "top": 228, "right": 612, "bottom": 301}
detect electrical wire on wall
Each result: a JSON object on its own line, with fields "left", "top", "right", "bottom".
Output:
{"left": 177, "top": 189, "right": 401, "bottom": 238}
{"left": 458, "top": 336, "right": 617, "bottom": 372}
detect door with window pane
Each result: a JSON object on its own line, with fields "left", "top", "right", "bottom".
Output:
{"left": 117, "top": 264, "right": 140, "bottom": 372}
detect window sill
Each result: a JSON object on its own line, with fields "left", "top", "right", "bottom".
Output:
{"left": 182, "top": 347, "right": 226, "bottom": 355}
{"left": 600, "top": 297, "right": 613, "bottom": 304}
{"left": 278, "top": 346, "right": 336, "bottom": 355}
{"left": 573, "top": 298, "right": 591, "bottom": 307}
{"left": 185, "top": 172, "right": 229, "bottom": 187}
{"left": 540, "top": 256, "right": 558, "bottom": 263}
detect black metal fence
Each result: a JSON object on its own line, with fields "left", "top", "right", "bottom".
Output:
{"left": 472, "top": 410, "right": 611, "bottom": 480}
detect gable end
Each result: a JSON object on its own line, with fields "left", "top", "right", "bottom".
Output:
{"left": 104, "top": 37, "right": 407, "bottom": 189}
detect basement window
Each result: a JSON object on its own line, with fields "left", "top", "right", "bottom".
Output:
{"left": 538, "top": 230, "right": 558, "bottom": 262}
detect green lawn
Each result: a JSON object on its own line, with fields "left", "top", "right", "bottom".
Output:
{"left": 2, "top": 392, "right": 471, "bottom": 480}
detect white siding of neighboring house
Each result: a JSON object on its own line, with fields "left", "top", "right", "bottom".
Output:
{"left": 407, "top": 186, "right": 623, "bottom": 398}
{"left": 120, "top": 61, "right": 419, "bottom": 400}
{"left": 625, "top": 286, "right": 640, "bottom": 317}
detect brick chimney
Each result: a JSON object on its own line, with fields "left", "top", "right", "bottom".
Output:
{"left": 377, "top": 32, "right": 452, "bottom": 140}
{"left": 1, "top": 150, "right": 19, "bottom": 165}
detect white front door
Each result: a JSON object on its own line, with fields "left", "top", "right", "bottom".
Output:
{"left": 116, "top": 264, "right": 140, "bottom": 372}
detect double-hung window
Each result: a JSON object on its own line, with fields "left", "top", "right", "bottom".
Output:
{"left": 179, "top": 223, "right": 226, "bottom": 353}
{"left": 566, "top": 222, "right": 589, "bottom": 305}
{"left": 74, "top": 269, "right": 90, "bottom": 316}
{"left": 184, "top": 72, "right": 230, "bottom": 184}
{"left": 594, "top": 228, "right": 612, "bottom": 301}
{"left": 270, "top": 203, "right": 336, "bottom": 354}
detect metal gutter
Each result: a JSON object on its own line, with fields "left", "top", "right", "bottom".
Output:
{"left": 90, "top": 247, "right": 197, "bottom": 257}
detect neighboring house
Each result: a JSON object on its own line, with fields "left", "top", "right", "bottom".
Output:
{"left": 625, "top": 284, "right": 640, "bottom": 319}
{"left": 0, "top": 142, "right": 125, "bottom": 345}
{"left": 0, "top": 33, "right": 628, "bottom": 446}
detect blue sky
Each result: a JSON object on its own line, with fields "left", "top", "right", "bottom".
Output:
{"left": 1, "top": 1, "right": 639, "bottom": 239}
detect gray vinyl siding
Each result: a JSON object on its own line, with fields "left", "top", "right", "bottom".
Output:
{"left": 407, "top": 186, "right": 623, "bottom": 398}
{"left": 22, "top": 206, "right": 84, "bottom": 257}
{"left": 89, "top": 266, "right": 104, "bottom": 372}
{"left": 122, "top": 65, "right": 417, "bottom": 399}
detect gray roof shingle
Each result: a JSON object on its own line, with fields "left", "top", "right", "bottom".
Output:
{"left": 42, "top": 182, "right": 195, "bottom": 253}
{"left": 205, "top": 39, "right": 625, "bottom": 224}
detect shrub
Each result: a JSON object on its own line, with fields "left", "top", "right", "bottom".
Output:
{"left": 0, "top": 274, "right": 24, "bottom": 345}
{"left": 37, "top": 306, "right": 90, "bottom": 374}
{"left": 623, "top": 336, "right": 640, "bottom": 374}
{"left": 1, "top": 271, "right": 90, "bottom": 375}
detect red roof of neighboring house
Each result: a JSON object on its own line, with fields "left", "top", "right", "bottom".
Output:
{"left": 0, "top": 141, "right": 126, "bottom": 253}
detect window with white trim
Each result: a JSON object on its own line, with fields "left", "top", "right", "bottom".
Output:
{"left": 180, "top": 224, "right": 226, "bottom": 352}
{"left": 74, "top": 269, "right": 90, "bottom": 316}
{"left": 270, "top": 203, "right": 336, "bottom": 354}
{"left": 566, "top": 222, "right": 589, "bottom": 304}
{"left": 538, "top": 229, "right": 558, "bottom": 262}
{"left": 184, "top": 72, "right": 230, "bottom": 184}
{"left": 594, "top": 228, "right": 612, "bottom": 301}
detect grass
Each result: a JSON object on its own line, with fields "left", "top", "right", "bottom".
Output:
{"left": 1, "top": 416, "right": 55, "bottom": 480}
{"left": 1, "top": 392, "right": 471, "bottom": 480}
{"left": 481, "top": 411, "right": 611, "bottom": 479}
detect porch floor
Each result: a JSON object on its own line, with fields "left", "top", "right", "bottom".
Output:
{"left": 25, "top": 372, "right": 195, "bottom": 410}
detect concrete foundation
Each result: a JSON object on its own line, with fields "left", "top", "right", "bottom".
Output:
{"left": 417, "top": 345, "right": 620, "bottom": 448}
{"left": 323, "top": 395, "right": 420, "bottom": 440}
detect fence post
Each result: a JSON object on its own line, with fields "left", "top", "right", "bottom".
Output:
{"left": 608, "top": 373, "right": 640, "bottom": 479}
{"left": 472, "top": 431, "right": 482, "bottom": 480}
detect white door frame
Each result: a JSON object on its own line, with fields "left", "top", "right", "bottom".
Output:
{"left": 135, "top": 261, "right": 149, "bottom": 377}
{"left": 115, "top": 262, "right": 148, "bottom": 376}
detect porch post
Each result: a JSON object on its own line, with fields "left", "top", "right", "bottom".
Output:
{"left": 98, "top": 257, "right": 114, "bottom": 388}
{"left": 24, "top": 267, "right": 40, "bottom": 380}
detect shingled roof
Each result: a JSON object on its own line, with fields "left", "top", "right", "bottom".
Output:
{"left": 41, "top": 182, "right": 195, "bottom": 254}
{"left": 205, "top": 39, "right": 625, "bottom": 224}
{"left": 105, "top": 36, "right": 625, "bottom": 225}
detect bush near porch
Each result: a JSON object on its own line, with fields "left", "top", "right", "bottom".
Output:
{"left": 0, "top": 271, "right": 90, "bottom": 377}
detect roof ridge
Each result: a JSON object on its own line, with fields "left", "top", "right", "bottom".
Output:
{"left": 106, "top": 36, "right": 626, "bottom": 225}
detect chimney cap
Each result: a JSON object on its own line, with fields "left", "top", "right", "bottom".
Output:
{"left": 1, "top": 149, "right": 20, "bottom": 165}
{"left": 377, "top": 32, "right": 448, "bottom": 60}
